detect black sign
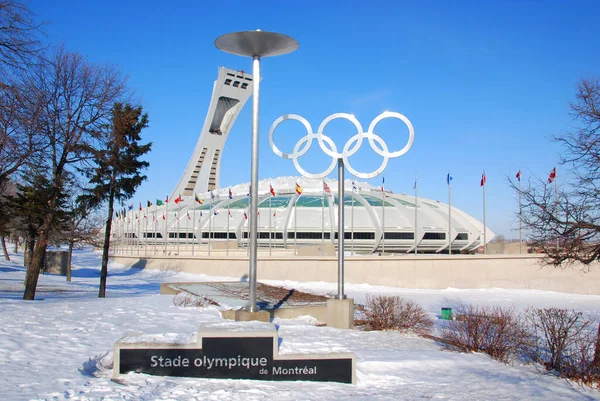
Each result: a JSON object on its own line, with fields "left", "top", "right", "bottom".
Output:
{"left": 119, "top": 335, "right": 353, "bottom": 383}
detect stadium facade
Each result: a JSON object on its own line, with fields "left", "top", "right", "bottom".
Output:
{"left": 115, "top": 67, "right": 493, "bottom": 254}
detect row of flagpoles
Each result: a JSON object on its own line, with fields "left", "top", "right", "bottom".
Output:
{"left": 113, "top": 166, "right": 559, "bottom": 256}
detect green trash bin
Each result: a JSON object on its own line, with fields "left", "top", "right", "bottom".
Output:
{"left": 441, "top": 308, "right": 452, "bottom": 320}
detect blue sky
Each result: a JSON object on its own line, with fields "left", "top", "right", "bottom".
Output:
{"left": 30, "top": 0, "right": 599, "bottom": 238}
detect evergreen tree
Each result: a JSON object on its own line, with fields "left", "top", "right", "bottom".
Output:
{"left": 83, "top": 102, "right": 150, "bottom": 297}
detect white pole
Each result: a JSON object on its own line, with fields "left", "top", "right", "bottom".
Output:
{"left": 192, "top": 202, "right": 196, "bottom": 256}
{"left": 269, "top": 195, "right": 272, "bottom": 257}
{"left": 351, "top": 189, "right": 354, "bottom": 256}
{"left": 294, "top": 194, "right": 298, "bottom": 255}
{"left": 164, "top": 198, "right": 169, "bottom": 255}
{"left": 209, "top": 198, "right": 212, "bottom": 257}
{"left": 483, "top": 178, "right": 487, "bottom": 255}
{"left": 415, "top": 173, "right": 418, "bottom": 255}
{"left": 199, "top": 211, "right": 203, "bottom": 254}
{"left": 519, "top": 174, "right": 522, "bottom": 254}
{"left": 448, "top": 171, "right": 452, "bottom": 255}
{"left": 144, "top": 208, "right": 148, "bottom": 256}
{"left": 227, "top": 200, "right": 230, "bottom": 256}
{"left": 555, "top": 171, "right": 558, "bottom": 251}
{"left": 382, "top": 189, "right": 385, "bottom": 256}
{"left": 321, "top": 181, "right": 325, "bottom": 256}
{"left": 154, "top": 203, "right": 158, "bottom": 255}
{"left": 176, "top": 200, "right": 180, "bottom": 255}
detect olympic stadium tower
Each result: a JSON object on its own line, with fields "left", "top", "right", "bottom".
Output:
{"left": 117, "top": 67, "right": 494, "bottom": 254}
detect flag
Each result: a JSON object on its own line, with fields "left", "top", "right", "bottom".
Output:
{"left": 200, "top": 211, "right": 203, "bottom": 217}
{"left": 147, "top": 200, "right": 152, "bottom": 207}
{"left": 446, "top": 173, "right": 452, "bottom": 185}
{"left": 195, "top": 193, "right": 203, "bottom": 204}
{"left": 480, "top": 170, "right": 487, "bottom": 186}
{"left": 165, "top": 195, "right": 169, "bottom": 203}
{"left": 273, "top": 212, "right": 276, "bottom": 217}
{"left": 244, "top": 212, "right": 248, "bottom": 219}
{"left": 210, "top": 191, "right": 215, "bottom": 200}
{"left": 270, "top": 183, "right": 276, "bottom": 196}
{"left": 128, "top": 204, "right": 133, "bottom": 210}
{"left": 229, "top": 188, "right": 233, "bottom": 199}
{"left": 247, "top": 184, "right": 251, "bottom": 196}
{"left": 381, "top": 176, "right": 385, "bottom": 191}
{"left": 352, "top": 180, "right": 357, "bottom": 192}
{"left": 139, "top": 203, "right": 142, "bottom": 211}
{"left": 174, "top": 195, "right": 183, "bottom": 204}
{"left": 516, "top": 170, "right": 521, "bottom": 182}
{"left": 162, "top": 212, "right": 165, "bottom": 220}
{"left": 295, "top": 182, "right": 302, "bottom": 194}
{"left": 323, "top": 181, "right": 331, "bottom": 194}
{"left": 156, "top": 199, "right": 164, "bottom": 206}
{"left": 187, "top": 212, "right": 191, "bottom": 220}
{"left": 228, "top": 210, "right": 232, "bottom": 217}
{"left": 413, "top": 176, "right": 417, "bottom": 190}
{"left": 548, "top": 167, "right": 556, "bottom": 183}
{"left": 214, "top": 210, "right": 219, "bottom": 215}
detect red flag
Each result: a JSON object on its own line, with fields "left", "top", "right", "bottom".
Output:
{"left": 516, "top": 170, "right": 521, "bottom": 182}
{"left": 162, "top": 212, "right": 166, "bottom": 220}
{"left": 139, "top": 203, "right": 142, "bottom": 211}
{"left": 243, "top": 212, "right": 248, "bottom": 219}
{"left": 174, "top": 195, "right": 183, "bottom": 204}
{"left": 480, "top": 171, "right": 487, "bottom": 187}
{"left": 228, "top": 210, "right": 232, "bottom": 217}
{"left": 165, "top": 195, "right": 169, "bottom": 203}
{"left": 273, "top": 212, "right": 276, "bottom": 217}
{"left": 548, "top": 167, "right": 556, "bottom": 183}
{"left": 323, "top": 181, "right": 331, "bottom": 193}
{"left": 187, "top": 212, "right": 191, "bottom": 220}
{"left": 270, "top": 184, "right": 276, "bottom": 196}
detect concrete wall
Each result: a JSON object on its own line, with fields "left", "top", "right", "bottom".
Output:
{"left": 109, "top": 254, "right": 600, "bottom": 295}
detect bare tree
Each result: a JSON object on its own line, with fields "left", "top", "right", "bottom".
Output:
{"left": 0, "top": 0, "right": 44, "bottom": 80}
{"left": 513, "top": 77, "right": 600, "bottom": 268}
{"left": 22, "top": 47, "right": 127, "bottom": 300}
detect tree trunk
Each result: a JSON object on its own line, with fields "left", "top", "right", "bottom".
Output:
{"left": 67, "top": 221, "right": 75, "bottom": 282}
{"left": 99, "top": 188, "right": 115, "bottom": 298}
{"left": 1, "top": 236, "right": 9, "bottom": 260}
{"left": 23, "top": 209, "right": 54, "bottom": 300}
{"left": 13, "top": 236, "right": 18, "bottom": 253}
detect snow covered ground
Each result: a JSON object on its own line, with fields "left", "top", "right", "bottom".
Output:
{"left": 1, "top": 248, "right": 600, "bottom": 400}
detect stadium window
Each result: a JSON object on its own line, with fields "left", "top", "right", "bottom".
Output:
{"left": 423, "top": 232, "right": 446, "bottom": 240}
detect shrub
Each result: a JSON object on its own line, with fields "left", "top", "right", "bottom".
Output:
{"left": 440, "top": 304, "right": 528, "bottom": 364}
{"left": 172, "top": 292, "right": 218, "bottom": 309}
{"left": 363, "top": 295, "right": 433, "bottom": 334}
{"left": 525, "top": 307, "right": 600, "bottom": 384}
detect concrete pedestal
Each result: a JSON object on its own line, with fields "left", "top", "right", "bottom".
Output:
{"left": 234, "top": 310, "right": 271, "bottom": 322}
{"left": 327, "top": 298, "right": 354, "bottom": 329}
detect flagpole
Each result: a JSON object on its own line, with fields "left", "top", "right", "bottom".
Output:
{"left": 519, "top": 173, "right": 522, "bottom": 254}
{"left": 351, "top": 182, "right": 355, "bottom": 257}
{"left": 192, "top": 201, "right": 196, "bottom": 256}
{"left": 144, "top": 207, "right": 148, "bottom": 256}
{"left": 555, "top": 169, "right": 558, "bottom": 251}
{"left": 137, "top": 210, "right": 140, "bottom": 255}
{"left": 448, "top": 171, "right": 452, "bottom": 255}
{"left": 165, "top": 197, "right": 169, "bottom": 255}
{"left": 295, "top": 194, "right": 298, "bottom": 255}
{"left": 382, "top": 183, "right": 385, "bottom": 256}
{"left": 483, "top": 176, "right": 487, "bottom": 255}
{"left": 154, "top": 203, "right": 158, "bottom": 255}
{"left": 414, "top": 173, "right": 418, "bottom": 255}
{"left": 227, "top": 200, "right": 230, "bottom": 256}
{"left": 321, "top": 180, "right": 325, "bottom": 256}
{"left": 269, "top": 194, "right": 272, "bottom": 257}
{"left": 176, "top": 198, "right": 180, "bottom": 255}
{"left": 209, "top": 197, "right": 212, "bottom": 257}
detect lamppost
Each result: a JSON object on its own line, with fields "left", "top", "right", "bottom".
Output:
{"left": 215, "top": 30, "right": 298, "bottom": 314}
{"left": 269, "top": 112, "right": 414, "bottom": 310}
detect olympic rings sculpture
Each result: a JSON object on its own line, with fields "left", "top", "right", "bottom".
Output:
{"left": 268, "top": 111, "right": 415, "bottom": 179}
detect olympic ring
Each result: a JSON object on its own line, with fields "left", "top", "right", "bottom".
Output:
{"left": 268, "top": 111, "right": 415, "bottom": 179}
